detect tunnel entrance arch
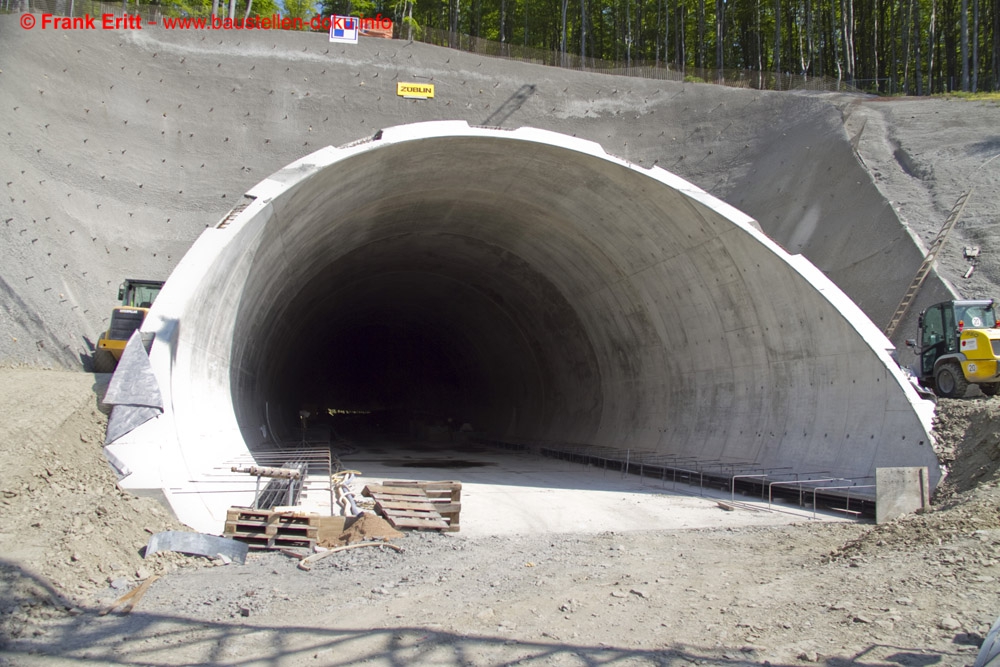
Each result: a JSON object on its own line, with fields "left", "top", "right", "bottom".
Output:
{"left": 105, "top": 122, "right": 937, "bottom": 533}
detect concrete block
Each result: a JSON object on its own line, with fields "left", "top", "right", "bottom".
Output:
{"left": 876, "top": 467, "right": 930, "bottom": 524}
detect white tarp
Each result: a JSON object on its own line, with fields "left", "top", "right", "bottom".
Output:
{"left": 103, "top": 331, "right": 164, "bottom": 445}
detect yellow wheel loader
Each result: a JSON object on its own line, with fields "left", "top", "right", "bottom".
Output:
{"left": 93, "top": 279, "right": 164, "bottom": 373}
{"left": 906, "top": 299, "right": 1000, "bottom": 398}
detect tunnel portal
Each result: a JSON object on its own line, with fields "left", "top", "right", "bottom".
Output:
{"left": 104, "top": 122, "right": 938, "bottom": 533}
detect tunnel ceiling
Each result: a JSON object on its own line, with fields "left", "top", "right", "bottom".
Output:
{"left": 106, "top": 122, "right": 939, "bottom": 533}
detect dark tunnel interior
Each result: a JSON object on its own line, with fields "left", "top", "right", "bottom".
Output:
{"left": 248, "top": 229, "right": 605, "bottom": 445}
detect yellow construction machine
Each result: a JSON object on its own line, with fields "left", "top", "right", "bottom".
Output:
{"left": 907, "top": 299, "right": 1000, "bottom": 398}
{"left": 93, "top": 279, "right": 164, "bottom": 372}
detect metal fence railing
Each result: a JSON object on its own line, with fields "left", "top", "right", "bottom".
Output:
{"left": 410, "top": 25, "right": 861, "bottom": 94}
{"left": 4, "top": 0, "right": 860, "bottom": 94}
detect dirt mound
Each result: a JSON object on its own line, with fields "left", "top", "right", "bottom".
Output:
{"left": 0, "top": 369, "right": 199, "bottom": 637}
{"left": 933, "top": 397, "right": 1000, "bottom": 496}
{"left": 334, "top": 512, "right": 404, "bottom": 546}
{"left": 825, "top": 397, "right": 1000, "bottom": 560}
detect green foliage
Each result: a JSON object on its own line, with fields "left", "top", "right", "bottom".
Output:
{"left": 250, "top": 0, "right": 281, "bottom": 17}
{"left": 398, "top": 0, "right": 998, "bottom": 94}
{"left": 318, "top": 0, "right": 382, "bottom": 18}
{"left": 157, "top": 0, "right": 278, "bottom": 17}
{"left": 401, "top": 15, "right": 422, "bottom": 38}
{"left": 159, "top": 0, "right": 213, "bottom": 17}
{"left": 683, "top": 75, "right": 706, "bottom": 83}
{"left": 137, "top": 0, "right": 1000, "bottom": 90}
{"left": 284, "top": 0, "right": 317, "bottom": 20}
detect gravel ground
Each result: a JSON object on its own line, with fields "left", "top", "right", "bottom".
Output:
{"left": 2, "top": 369, "right": 1000, "bottom": 666}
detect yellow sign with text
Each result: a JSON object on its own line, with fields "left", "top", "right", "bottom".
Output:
{"left": 397, "top": 82, "right": 435, "bottom": 99}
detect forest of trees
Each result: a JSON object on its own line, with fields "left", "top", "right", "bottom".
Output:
{"left": 318, "top": 0, "right": 1000, "bottom": 92}
{"left": 161, "top": 0, "right": 999, "bottom": 93}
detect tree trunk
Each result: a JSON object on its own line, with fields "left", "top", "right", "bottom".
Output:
{"left": 914, "top": 0, "right": 923, "bottom": 93}
{"left": 962, "top": 0, "right": 970, "bottom": 89}
{"left": 698, "top": 0, "right": 706, "bottom": 68}
{"left": 992, "top": 0, "right": 1000, "bottom": 90}
{"left": 805, "top": 0, "right": 814, "bottom": 73}
{"left": 832, "top": 0, "right": 843, "bottom": 83}
{"left": 665, "top": 0, "right": 670, "bottom": 68}
{"left": 244, "top": 0, "right": 252, "bottom": 20}
{"left": 873, "top": 0, "right": 880, "bottom": 90}
{"left": 678, "top": 2, "right": 685, "bottom": 72}
{"left": 927, "top": 0, "right": 936, "bottom": 92}
{"left": 627, "top": 0, "right": 633, "bottom": 66}
{"left": 560, "top": 0, "right": 568, "bottom": 66}
{"left": 212, "top": 0, "right": 219, "bottom": 18}
{"left": 891, "top": 0, "right": 899, "bottom": 92}
{"left": 716, "top": 0, "right": 724, "bottom": 73}
{"left": 758, "top": 0, "right": 765, "bottom": 78}
{"left": 580, "top": 0, "right": 586, "bottom": 63}
{"left": 656, "top": 0, "right": 662, "bottom": 64}
{"left": 774, "top": 0, "right": 782, "bottom": 78}
{"left": 841, "top": 0, "right": 855, "bottom": 80}
{"left": 523, "top": 0, "right": 528, "bottom": 47}
{"left": 971, "top": 0, "right": 978, "bottom": 90}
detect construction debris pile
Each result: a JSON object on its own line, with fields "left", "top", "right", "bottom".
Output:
{"left": 216, "top": 479, "right": 462, "bottom": 572}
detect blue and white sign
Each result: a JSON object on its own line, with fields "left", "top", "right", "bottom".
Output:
{"left": 329, "top": 15, "right": 359, "bottom": 43}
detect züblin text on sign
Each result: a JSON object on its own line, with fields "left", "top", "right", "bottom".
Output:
{"left": 397, "top": 83, "right": 435, "bottom": 99}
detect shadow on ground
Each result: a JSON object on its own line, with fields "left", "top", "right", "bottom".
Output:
{"left": 1, "top": 561, "right": 967, "bottom": 667}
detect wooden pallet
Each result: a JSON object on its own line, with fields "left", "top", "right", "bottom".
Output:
{"left": 362, "top": 480, "right": 462, "bottom": 532}
{"left": 223, "top": 507, "right": 319, "bottom": 550}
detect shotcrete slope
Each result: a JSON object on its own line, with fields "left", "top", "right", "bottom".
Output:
{"left": 0, "top": 15, "right": 959, "bottom": 369}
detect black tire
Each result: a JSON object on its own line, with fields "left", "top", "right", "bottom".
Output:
{"left": 981, "top": 382, "right": 1000, "bottom": 397}
{"left": 93, "top": 348, "right": 118, "bottom": 373}
{"left": 934, "top": 361, "right": 969, "bottom": 398}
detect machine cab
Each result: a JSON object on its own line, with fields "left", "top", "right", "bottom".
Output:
{"left": 918, "top": 299, "right": 997, "bottom": 377}
{"left": 118, "top": 279, "right": 164, "bottom": 309}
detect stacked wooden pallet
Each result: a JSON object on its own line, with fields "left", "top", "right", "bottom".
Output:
{"left": 223, "top": 507, "right": 319, "bottom": 550}
{"left": 362, "top": 480, "right": 462, "bottom": 532}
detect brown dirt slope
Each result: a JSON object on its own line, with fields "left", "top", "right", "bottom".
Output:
{"left": 0, "top": 369, "right": 194, "bottom": 646}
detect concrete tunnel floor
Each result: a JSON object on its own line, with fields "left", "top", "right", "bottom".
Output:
{"left": 108, "top": 122, "right": 938, "bottom": 533}
{"left": 301, "top": 437, "right": 853, "bottom": 535}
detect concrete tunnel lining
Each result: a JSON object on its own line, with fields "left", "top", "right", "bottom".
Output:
{"left": 105, "top": 121, "right": 939, "bottom": 534}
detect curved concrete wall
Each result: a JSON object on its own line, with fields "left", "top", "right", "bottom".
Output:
{"left": 106, "top": 121, "right": 938, "bottom": 533}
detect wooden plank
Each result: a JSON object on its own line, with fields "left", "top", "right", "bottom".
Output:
{"left": 369, "top": 492, "right": 456, "bottom": 506}
{"left": 371, "top": 480, "right": 462, "bottom": 502}
{"left": 226, "top": 508, "right": 319, "bottom": 526}
{"left": 384, "top": 516, "right": 450, "bottom": 530}
{"left": 367, "top": 492, "right": 433, "bottom": 503}
{"left": 381, "top": 481, "right": 460, "bottom": 496}
{"left": 380, "top": 508, "right": 452, "bottom": 520}
{"left": 363, "top": 485, "right": 429, "bottom": 497}
{"left": 224, "top": 524, "right": 318, "bottom": 539}
{"left": 382, "top": 480, "right": 461, "bottom": 490}
{"left": 229, "top": 534, "right": 316, "bottom": 550}
{"left": 375, "top": 499, "right": 440, "bottom": 511}
{"left": 380, "top": 508, "right": 440, "bottom": 520}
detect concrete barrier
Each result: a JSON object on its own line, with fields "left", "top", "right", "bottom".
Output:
{"left": 105, "top": 121, "right": 939, "bottom": 533}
